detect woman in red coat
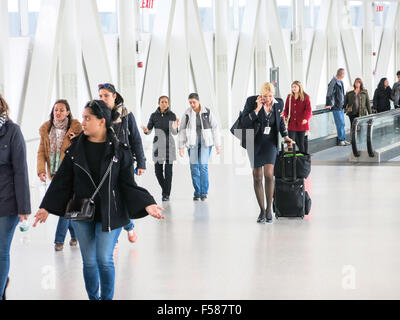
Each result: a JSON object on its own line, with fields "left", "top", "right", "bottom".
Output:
{"left": 282, "top": 81, "right": 312, "bottom": 153}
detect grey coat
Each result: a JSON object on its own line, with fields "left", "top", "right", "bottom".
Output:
{"left": 0, "top": 120, "right": 31, "bottom": 217}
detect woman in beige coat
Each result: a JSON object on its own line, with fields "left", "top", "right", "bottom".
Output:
{"left": 37, "top": 99, "right": 82, "bottom": 251}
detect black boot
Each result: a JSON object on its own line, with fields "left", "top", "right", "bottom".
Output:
{"left": 257, "top": 209, "right": 266, "bottom": 223}
{"left": 2, "top": 277, "right": 9, "bottom": 300}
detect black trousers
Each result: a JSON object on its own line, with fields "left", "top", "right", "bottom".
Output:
{"left": 154, "top": 161, "right": 173, "bottom": 196}
{"left": 288, "top": 130, "right": 306, "bottom": 154}
{"left": 347, "top": 114, "right": 359, "bottom": 129}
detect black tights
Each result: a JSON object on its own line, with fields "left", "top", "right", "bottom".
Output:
{"left": 252, "top": 164, "right": 274, "bottom": 213}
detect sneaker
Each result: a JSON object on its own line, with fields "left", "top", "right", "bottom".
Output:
{"left": 162, "top": 195, "right": 169, "bottom": 201}
{"left": 69, "top": 238, "right": 78, "bottom": 246}
{"left": 54, "top": 243, "right": 64, "bottom": 251}
{"left": 127, "top": 229, "right": 138, "bottom": 243}
{"left": 193, "top": 195, "right": 200, "bottom": 201}
{"left": 344, "top": 140, "right": 351, "bottom": 145}
{"left": 200, "top": 194, "right": 207, "bottom": 201}
{"left": 338, "top": 141, "right": 346, "bottom": 146}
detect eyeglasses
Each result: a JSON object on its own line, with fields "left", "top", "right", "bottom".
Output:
{"left": 98, "top": 83, "right": 115, "bottom": 91}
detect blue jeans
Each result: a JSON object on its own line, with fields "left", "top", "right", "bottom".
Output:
{"left": 54, "top": 216, "right": 76, "bottom": 244}
{"left": 332, "top": 109, "right": 346, "bottom": 142}
{"left": 0, "top": 215, "right": 19, "bottom": 300}
{"left": 188, "top": 144, "right": 212, "bottom": 196}
{"left": 123, "top": 219, "right": 134, "bottom": 232}
{"left": 71, "top": 221, "right": 122, "bottom": 300}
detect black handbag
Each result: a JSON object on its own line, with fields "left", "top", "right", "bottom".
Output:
{"left": 274, "top": 142, "right": 311, "bottom": 179}
{"left": 230, "top": 111, "right": 260, "bottom": 149}
{"left": 64, "top": 158, "right": 114, "bottom": 221}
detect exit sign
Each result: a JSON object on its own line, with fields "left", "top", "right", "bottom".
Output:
{"left": 140, "top": 0, "right": 154, "bottom": 9}
{"left": 376, "top": 5, "right": 384, "bottom": 12}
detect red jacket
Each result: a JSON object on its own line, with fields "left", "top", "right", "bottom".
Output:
{"left": 283, "top": 94, "right": 312, "bottom": 131}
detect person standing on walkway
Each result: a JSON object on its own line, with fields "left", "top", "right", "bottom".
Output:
{"left": 141, "top": 96, "right": 179, "bottom": 201}
{"left": 33, "top": 99, "right": 164, "bottom": 300}
{"left": 241, "top": 83, "right": 292, "bottom": 223}
{"left": 282, "top": 81, "right": 312, "bottom": 153}
{"left": 391, "top": 71, "right": 400, "bottom": 109}
{"left": 344, "top": 78, "right": 371, "bottom": 127}
{"left": 37, "top": 99, "right": 82, "bottom": 251}
{"left": 372, "top": 78, "right": 392, "bottom": 113}
{"left": 98, "top": 83, "right": 145, "bottom": 244}
{"left": 178, "top": 93, "right": 221, "bottom": 201}
{"left": 0, "top": 94, "right": 31, "bottom": 300}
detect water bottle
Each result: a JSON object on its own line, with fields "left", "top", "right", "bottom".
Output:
{"left": 19, "top": 220, "right": 30, "bottom": 232}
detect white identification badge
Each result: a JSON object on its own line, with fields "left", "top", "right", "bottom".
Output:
{"left": 264, "top": 127, "right": 271, "bottom": 135}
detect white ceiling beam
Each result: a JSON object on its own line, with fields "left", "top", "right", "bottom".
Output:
{"left": 169, "top": 0, "right": 190, "bottom": 119}
{"left": 118, "top": 0, "right": 140, "bottom": 118}
{"left": 265, "top": 0, "right": 291, "bottom": 99}
{"left": 339, "top": 0, "right": 362, "bottom": 84}
{"left": 231, "top": 0, "right": 261, "bottom": 115}
{"left": 254, "top": 0, "right": 269, "bottom": 94}
{"left": 306, "top": 0, "right": 332, "bottom": 107}
{"left": 59, "top": 0, "right": 80, "bottom": 117}
{"left": 374, "top": 1, "right": 399, "bottom": 87}
{"left": 291, "top": 0, "right": 306, "bottom": 84}
{"left": 19, "top": 0, "right": 65, "bottom": 140}
{"left": 76, "top": 0, "right": 112, "bottom": 99}
{"left": 327, "top": 0, "right": 339, "bottom": 83}
{"left": 0, "top": 0, "right": 8, "bottom": 95}
{"left": 141, "top": 0, "right": 176, "bottom": 124}
{"left": 214, "top": 0, "right": 231, "bottom": 128}
{"left": 362, "top": 0, "right": 374, "bottom": 94}
{"left": 187, "top": 0, "right": 217, "bottom": 120}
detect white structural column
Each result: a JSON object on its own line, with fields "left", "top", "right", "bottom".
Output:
{"left": 265, "top": 0, "right": 291, "bottom": 99}
{"left": 214, "top": 0, "right": 231, "bottom": 128}
{"left": 254, "top": 0, "right": 268, "bottom": 94}
{"left": 141, "top": 0, "right": 176, "bottom": 124}
{"left": 339, "top": 0, "right": 362, "bottom": 83}
{"left": 118, "top": 0, "right": 140, "bottom": 118}
{"left": 396, "top": 4, "right": 400, "bottom": 78}
{"left": 306, "top": 0, "right": 332, "bottom": 107}
{"left": 59, "top": 0, "right": 80, "bottom": 116}
{"left": 0, "top": 0, "right": 8, "bottom": 95}
{"left": 375, "top": 1, "right": 399, "bottom": 87}
{"left": 362, "top": 0, "right": 374, "bottom": 94}
{"left": 19, "top": 0, "right": 65, "bottom": 139}
{"left": 19, "top": 0, "right": 29, "bottom": 36}
{"left": 187, "top": 0, "right": 217, "bottom": 120}
{"left": 291, "top": 0, "right": 305, "bottom": 84}
{"left": 231, "top": 0, "right": 260, "bottom": 115}
{"left": 169, "top": 0, "right": 189, "bottom": 119}
{"left": 77, "top": 0, "right": 112, "bottom": 98}
{"left": 327, "top": 0, "right": 339, "bottom": 82}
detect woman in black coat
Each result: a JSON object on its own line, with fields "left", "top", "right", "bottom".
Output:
{"left": 373, "top": 78, "right": 393, "bottom": 113}
{"left": 141, "top": 96, "right": 179, "bottom": 201}
{"left": 33, "top": 100, "right": 164, "bottom": 300}
{"left": 98, "top": 83, "right": 146, "bottom": 243}
{"left": 241, "top": 83, "right": 292, "bottom": 224}
{"left": 0, "top": 94, "right": 31, "bottom": 300}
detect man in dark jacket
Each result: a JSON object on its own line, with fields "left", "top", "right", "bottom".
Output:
{"left": 0, "top": 94, "right": 31, "bottom": 300}
{"left": 391, "top": 71, "right": 400, "bottom": 109}
{"left": 326, "top": 68, "right": 350, "bottom": 146}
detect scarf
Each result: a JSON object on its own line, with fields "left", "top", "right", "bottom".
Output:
{"left": 0, "top": 112, "right": 7, "bottom": 130}
{"left": 49, "top": 118, "right": 68, "bottom": 175}
{"left": 112, "top": 103, "right": 130, "bottom": 123}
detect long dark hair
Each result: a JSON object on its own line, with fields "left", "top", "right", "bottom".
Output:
{"left": 98, "top": 83, "right": 124, "bottom": 106}
{"left": 48, "top": 99, "right": 72, "bottom": 133}
{"left": 0, "top": 94, "right": 10, "bottom": 120}
{"left": 377, "top": 78, "right": 388, "bottom": 91}
{"left": 84, "top": 99, "right": 119, "bottom": 146}
{"left": 353, "top": 78, "right": 365, "bottom": 91}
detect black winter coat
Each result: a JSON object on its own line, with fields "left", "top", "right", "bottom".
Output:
{"left": 373, "top": 87, "right": 392, "bottom": 113}
{"left": 0, "top": 120, "right": 31, "bottom": 217}
{"left": 241, "top": 96, "right": 288, "bottom": 148}
{"left": 39, "top": 132, "right": 156, "bottom": 232}
{"left": 145, "top": 107, "right": 178, "bottom": 163}
{"left": 113, "top": 112, "right": 146, "bottom": 169}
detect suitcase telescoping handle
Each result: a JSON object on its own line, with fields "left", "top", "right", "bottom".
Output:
{"left": 281, "top": 141, "right": 297, "bottom": 181}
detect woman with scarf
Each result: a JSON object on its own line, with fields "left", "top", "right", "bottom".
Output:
{"left": 0, "top": 94, "right": 31, "bottom": 299}
{"left": 98, "top": 83, "right": 145, "bottom": 244}
{"left": 37, "top": 99, "right": 82, "bottom": 251}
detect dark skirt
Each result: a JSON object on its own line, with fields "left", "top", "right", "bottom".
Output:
{"left": 247, "top": 136, "right": 278, "bottom": 168}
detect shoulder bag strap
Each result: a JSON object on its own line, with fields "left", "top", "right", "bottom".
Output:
{"left": 90, "top": 157, "right": 114, "bottom": 201}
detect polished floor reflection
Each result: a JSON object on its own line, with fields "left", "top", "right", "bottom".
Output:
{"left": 7, "top": 141, "right": 400, "bottom": 299}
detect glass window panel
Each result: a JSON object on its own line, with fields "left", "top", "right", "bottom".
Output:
{"left": 8, "top": 0, "right": 18, "bottom": 12}
{"left": 28, "top": 0, "right": 41, "bottom": 12}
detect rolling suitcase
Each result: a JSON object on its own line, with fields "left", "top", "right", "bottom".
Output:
{"left": 273, "top": 142, "right": 311, "bottom": 219}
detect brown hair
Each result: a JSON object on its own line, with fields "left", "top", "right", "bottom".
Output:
{"left": 158, "top": 95, "right": 169, "bottom": 104}
{"left": 0, "top": 94, "right": 10, "bottom": 120}
{"left": 353, "top": 78, "right": 365, "bottom": 91}
{"left": 290, "top": 81, "right": 308, "bottom": 101}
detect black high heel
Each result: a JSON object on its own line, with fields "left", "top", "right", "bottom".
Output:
{"left": 266, "top": 209, "right": 273, "bottom": 223}
{"left": 257, "top": 209, "right": 266, "bottom": 224}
